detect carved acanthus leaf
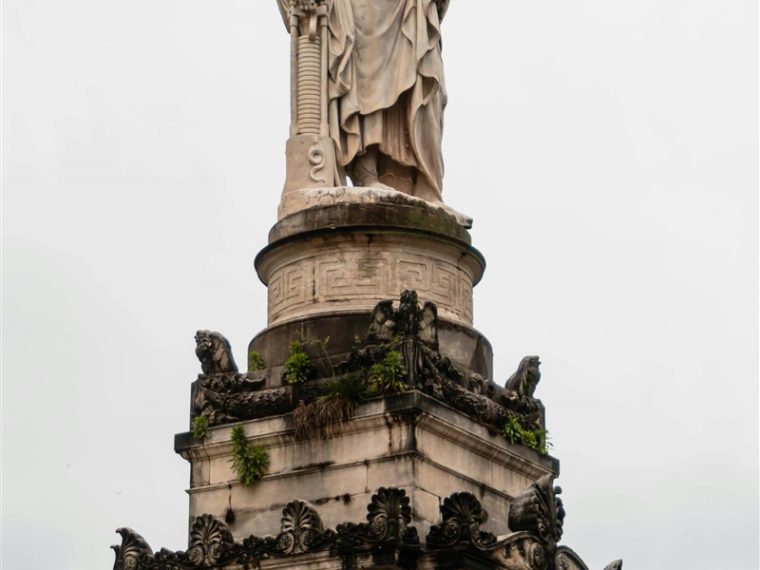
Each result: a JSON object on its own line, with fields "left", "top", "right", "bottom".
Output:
{"left": 508, "top": 475, "right": 565, "bottom": 557}
{"left": 112, "top": 528, "right": 153, "bottom": 570}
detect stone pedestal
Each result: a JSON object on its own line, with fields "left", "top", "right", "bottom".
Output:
{"left": 111, "top": 190, "right": 622, "bottom": 570}
{"left": 250, "top": 191, "right": 489, "bottom": 395}
{"left": 257, "top": 189, "right": 484, "bottom": 328}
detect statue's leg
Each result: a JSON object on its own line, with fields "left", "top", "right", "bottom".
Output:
{"left": 349, "top": 146, "right": 379, "bottom": 187}
{"left": 350, "top": 146, "right": 395, "bottom": 191}
{"left": 377, "top": 153, "right": 414, "bottom": 195}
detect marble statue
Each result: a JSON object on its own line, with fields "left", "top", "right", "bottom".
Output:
{"left": 278, "top": 0, "right": 449, "bottom": 203}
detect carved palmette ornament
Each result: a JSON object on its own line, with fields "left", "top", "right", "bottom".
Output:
{"left": 185, "top": 514, "right": 234, "bottom": 567}
{"left": 334, "top": 487, "right": 419, "bottom": 550}
{"left": 426, "top": 492, "right": 496, "bottom": 549}
{"left": 275, "top": 500, "right": 327, "bottom": 555}
{"left": 366, "top": 487, "right": 414, "bottom": 543}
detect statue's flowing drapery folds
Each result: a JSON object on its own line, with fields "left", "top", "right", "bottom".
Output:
{"left": 279, "top": 0, "right": 448, "bottom": 200}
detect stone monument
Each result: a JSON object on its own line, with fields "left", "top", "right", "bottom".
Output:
{"left": 112, "top": 2, "right": 623, "bottom": 569}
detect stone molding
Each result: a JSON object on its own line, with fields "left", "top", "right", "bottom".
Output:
{"left": 276, "top": 186, "right": 473, "bottom": 230}
{"left": 177, "top": 390, "right": 556, "bottom": 482}
{"left": 257, "top": 232, "right": 481, "bottom": 326}
{"left": 256, "top": 201, "right": 484, "bottom": 327}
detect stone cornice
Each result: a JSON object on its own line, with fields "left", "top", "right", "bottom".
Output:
{"left": 176, "top": 391, "right": 557, "bottom": 478}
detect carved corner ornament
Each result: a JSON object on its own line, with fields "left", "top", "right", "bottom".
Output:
{"left": 508, "top": 474, "right": 565, "bottom": 555}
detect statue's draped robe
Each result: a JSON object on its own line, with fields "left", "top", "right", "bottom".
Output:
{"left": 279, "top": 0, "right": 447, "bottom": 195}
{"left": 328, "top": 0, "right": 446, "bottom": 195}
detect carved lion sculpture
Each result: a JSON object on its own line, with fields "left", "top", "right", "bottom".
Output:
{"left": 195, "top": 330, "right": 238, "bottom": 376}
{"left": 505, "top": 355, "right": 541, "bottom": 399}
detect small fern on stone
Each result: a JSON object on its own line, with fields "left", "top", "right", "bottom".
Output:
{"left": 502, "top": 415, "right": 551, "bottom": 456}
{"left": 230, "top": 425, "right": 269, "bottom": 486}
{"left": 248, "top": 350, "right": 266, "bottom": 371}
{"left": 369, "top": 350, "right": 406, "bottom": 394}
{"left": 283, "top": 340, "right": 312, "bottom": 385}
{"left": 191, "top": 415, "right": 209, "bottom": 440}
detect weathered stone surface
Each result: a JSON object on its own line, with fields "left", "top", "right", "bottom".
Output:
{"left": 256, "top": 202, "right": 484, "bottom": 327}
{"left": 275, "top": 189, "right": 473, "bottom": 235}
{"left": 176, "top": 390, "right": 557, "bottom": 542}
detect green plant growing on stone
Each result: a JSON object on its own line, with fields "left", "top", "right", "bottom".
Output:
{"left": 369, "top": 350, "right": 406, "bottom": 394}
{"left": 283, "top": 340, "right": 312, "bottom": 385}
{"left": 524, "top": 428, "right": 550, "bottom": 456}
{"left": 248, "top": 350, "right": 266, "bottom": 371}
{"left": 502, "top": 415, "right": 551, "bottom": 456}
{"left": 230, "top": 425, "right": 269, "bottom": 486}
{"left": 191, "top": 415, "right": 209, "bottom": 440}
{"left": 293, "top": 374, "right": 370, "bottom": 440}
{"left": 502, "top": 415, "right": 522, "bottom": 445}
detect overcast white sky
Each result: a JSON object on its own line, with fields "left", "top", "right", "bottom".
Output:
{"left": 2, "top": 1, "right": 758, "bottom": 569}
